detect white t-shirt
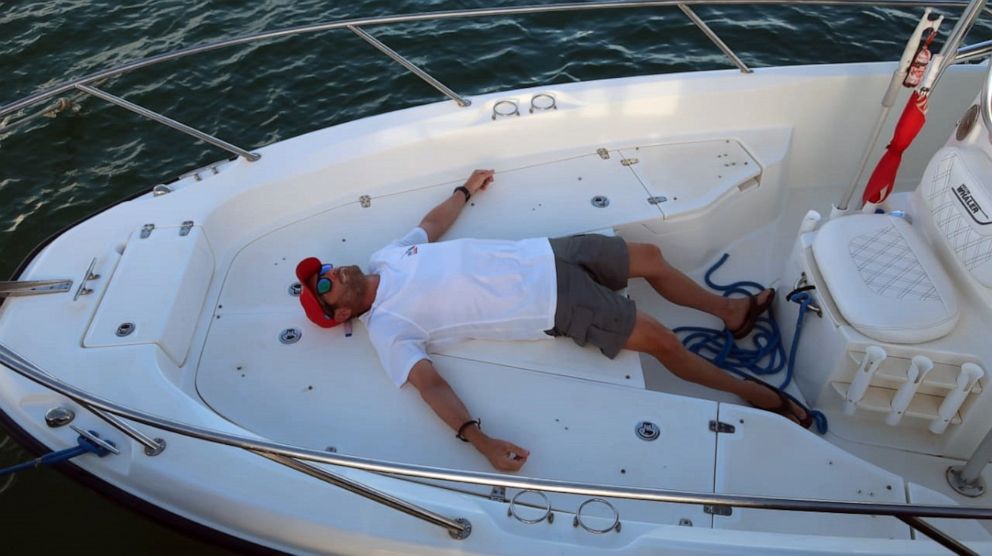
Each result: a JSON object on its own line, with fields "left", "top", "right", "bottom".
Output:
{"left": 359, "top": 227, "right": 557, "bottom": 386}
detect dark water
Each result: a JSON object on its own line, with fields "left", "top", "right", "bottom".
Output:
{"left": 1, "top": 1, "right": 990, "bottom": 552}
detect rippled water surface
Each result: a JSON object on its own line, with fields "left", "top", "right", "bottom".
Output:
{"left": 1, "top": 1, "right": 990, "bottom": 552}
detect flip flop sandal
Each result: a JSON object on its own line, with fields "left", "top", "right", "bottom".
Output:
{"left": 742, "top": 374, "right": 813, "bottom": 429}
{"left": 729, "top": 288, "right": 776, "bottom": 339}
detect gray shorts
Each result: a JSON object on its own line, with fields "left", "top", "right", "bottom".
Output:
{"left": 545, "top": 234, "right": 637, "bottom": 358}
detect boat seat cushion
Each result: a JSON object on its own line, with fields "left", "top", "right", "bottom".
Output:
{"left": 918, "top": 148, "right": 992, "bottom": 287}
{"left": 812, "top": 214, "right": 958, "bottom": 344}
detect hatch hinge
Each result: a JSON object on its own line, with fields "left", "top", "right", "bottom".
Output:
{"left": 489, "top": 486, "right": 507, "bottom": 502}
{"left": 179, "top": 220, "right": 194, "bottom": 236}
{"left": 709, "top": 420, "right": 736, "bottom": 434}
{"left": 140, "top": 223, "right": 155, "bottom": 239}
{"left": 620, "top": 158, "right": 639, "bottom": 166}
{"left": 704, "top": 504, "right": 733, "bottom": 516}
{"left": 359, "top": 195, "right": 371, "bottom": 208}
{"left": 596, "top": 148, "right": 610, "bottom": 160}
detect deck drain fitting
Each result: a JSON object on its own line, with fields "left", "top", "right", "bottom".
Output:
{"left": 530, "top": 93, "right": 557, "bottom": 113}
{"left": 635, "top": 421, "right": 660, "bottom": 441}
{"left": 280, "top": 328, "right": 302, "bottom": 344}
{"left": 116, "top": 322, "right": 135, "bottom": 337}
{"left": 288, "top": 282, "right": 302, "bottom": 297}
{"left": 492, "top": 100, "right": 519, "bottom": 120}
{"left": 591, "top": 195, "right": 610, "bottom": 208}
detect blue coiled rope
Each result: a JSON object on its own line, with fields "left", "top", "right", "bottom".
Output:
{"left": 673, "top": 253, "right": 828, "bottom": 434}
{"left": 0, "top": 432, "right": 114, "bottom": 478}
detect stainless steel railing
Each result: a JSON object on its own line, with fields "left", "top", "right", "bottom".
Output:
{"left": 1, "top": 1, "right": 991, "bottom": 164}
{"left": 0, "top": 341, "right": 989, "bottom": 553}
{"left": 4, "top": 2, "right": 992, "bottom": 552}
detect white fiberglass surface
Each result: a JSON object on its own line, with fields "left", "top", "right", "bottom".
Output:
{"left": 194, "top": 138, "right": 792, "bottom": 527}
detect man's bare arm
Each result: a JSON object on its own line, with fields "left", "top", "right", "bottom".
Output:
{"left": 407, "top": 358, "right": 529, "bottom": 471}
{"left": 418, "top": 169, "right": 494, "bottom": 242}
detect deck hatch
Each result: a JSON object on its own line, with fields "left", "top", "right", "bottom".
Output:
{"left": 621, "top": 139, "right": 760, "bottom": 219}
{"left": 83, "top": 224, "right": 214, "bottom": 366}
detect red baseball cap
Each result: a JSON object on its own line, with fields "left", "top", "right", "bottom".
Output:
{"left": 295, "top": 257, "right": 341, "bottom": 328}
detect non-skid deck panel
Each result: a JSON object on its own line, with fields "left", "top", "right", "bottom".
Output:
{"left": 215, "top": 151, "right": 661, "bottom": 313}
{"left": 195, "top": 311, "right": 717, "bottom": 526}
{"left": 211, "top": 151, "right": 660, "bottom": 387}
{"left": 714, "top": 404, "right": 910, "bottom": 539}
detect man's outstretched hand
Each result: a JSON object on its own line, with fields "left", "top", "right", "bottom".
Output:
{"left": 475, "top": 434, "right": 530, "bottom": 472}
{"left": 463, "top": 169, "right": 494, "bottom": 196}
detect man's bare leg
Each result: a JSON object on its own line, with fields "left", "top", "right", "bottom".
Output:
{"left": 626, "top": 242, "right": 772, "bottom": 332}
{"left": 625, "top": 311, "right": 804, "bottom": 423}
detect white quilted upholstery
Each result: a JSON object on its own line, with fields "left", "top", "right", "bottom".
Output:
{"left": 812, "top": 214, "right": 958, "bottom": 344}
{"left": 919, "top": 149, "right": 992, "bottom": 287}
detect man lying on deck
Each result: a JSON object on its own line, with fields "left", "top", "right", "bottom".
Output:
{"left": 296, "top": 169, "right": 808, "bottom": 472}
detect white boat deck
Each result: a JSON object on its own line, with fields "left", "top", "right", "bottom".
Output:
{"left": 4, "top": 62, "right": 992, "bottom": 553}
{"left": 191, "top": 141, "right": 989, "bottom": 540}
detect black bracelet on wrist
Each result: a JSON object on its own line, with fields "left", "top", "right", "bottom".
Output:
{"left": 453, "top": 185, "right": 471, "bottom": 202}
{"left": 456, "top": 418, "right": 481, "bottom": 442}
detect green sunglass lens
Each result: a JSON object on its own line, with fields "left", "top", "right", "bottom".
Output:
{"left": 316, "top": 277, "right": 331, "bottom": 295}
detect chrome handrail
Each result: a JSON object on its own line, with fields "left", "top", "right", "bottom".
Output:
{"left": 75, "top": 84, "right": 261, "bottom": 162}
{"left": 256, "top": 452, "right": 472, "bottom": 539}
{"left": 678, "top": 4, "right": 753, "bottom": 73}
{"left": 956, "top": 38, "right": 992, "bottom": 63}
{"left": 931, "top": 0, "right": 989, "bottom": 87}
{"left": 4, "top": 2, "right": 992, "bottom": 550}
{"left": 2, "top": 1, "right": 989, "bottom": 167}
{"left": 0, "top": 0, "right": 987, "bottom": 120}
{"left": 2, "top": 341, "right": 991, "bottom": 549}
{"left": 348, "top": 25, "right": 472, "bottom": 107}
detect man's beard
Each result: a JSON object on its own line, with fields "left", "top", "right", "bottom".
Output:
{"left": 338, "top": 265, "right": 367, "bottom": 309}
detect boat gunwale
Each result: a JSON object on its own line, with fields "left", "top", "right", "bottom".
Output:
{"left": 2, "top": 341, "right": 992, "bottom": 523}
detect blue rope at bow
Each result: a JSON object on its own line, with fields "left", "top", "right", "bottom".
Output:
{"left": 673, "top": 253, "right": 828, "bottom": 434}
{"left": 0, "top": 432, "right": 114, "bottom": 478}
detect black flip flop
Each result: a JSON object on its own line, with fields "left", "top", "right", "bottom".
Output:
{"left": 742, "top": 374, "right": 813, "bottom": 429}
{"left": 729, "top": 288, "right": 776, "bottom": 339}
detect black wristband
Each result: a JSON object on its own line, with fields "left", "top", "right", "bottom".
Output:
{"left": 453, "top": 185, "right": 471, "bottom": 202}
{"left": 456, "top": 418, "right": 481, "bottom": 442}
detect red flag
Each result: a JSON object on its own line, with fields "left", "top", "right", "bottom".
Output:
{"left": 862, "top": 90, "right": 929, "bottom": 205}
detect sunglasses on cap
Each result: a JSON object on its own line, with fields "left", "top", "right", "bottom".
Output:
{"left": 315, "top": 264, "right": 334, "bottom": 295}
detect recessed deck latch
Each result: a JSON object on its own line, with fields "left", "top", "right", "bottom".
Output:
{"left": 704, "top": 504, "right": 733, "bottom": 516}
{"left": 596, "top": 148, "right": 610, "bottom": 160}
{"left": 280, "top": 328, "right": 302, "bottom": 344}
{"left": 140, "top": 224, "right": 155, "bottom": 239}
{"left": 635, "top": 421, "right": 660, "bottom": 441}
{"left": 179, "top": 221, "right": 194, "bottom": 236}
{"left": 620, "top": 158, "right": 639, "bottom": 166}
{"left": 709, "top": 420, "right": 736, "bottom": 434}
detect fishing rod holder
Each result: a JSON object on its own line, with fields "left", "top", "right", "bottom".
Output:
{"left": 573, "top": 498, "right": 621, "bottom": 534}
{"left": 492, "top": 100, "right": 519, "bottom": 120}
{"left": 508, "top": 489, "right": 554, "bottom": 524}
